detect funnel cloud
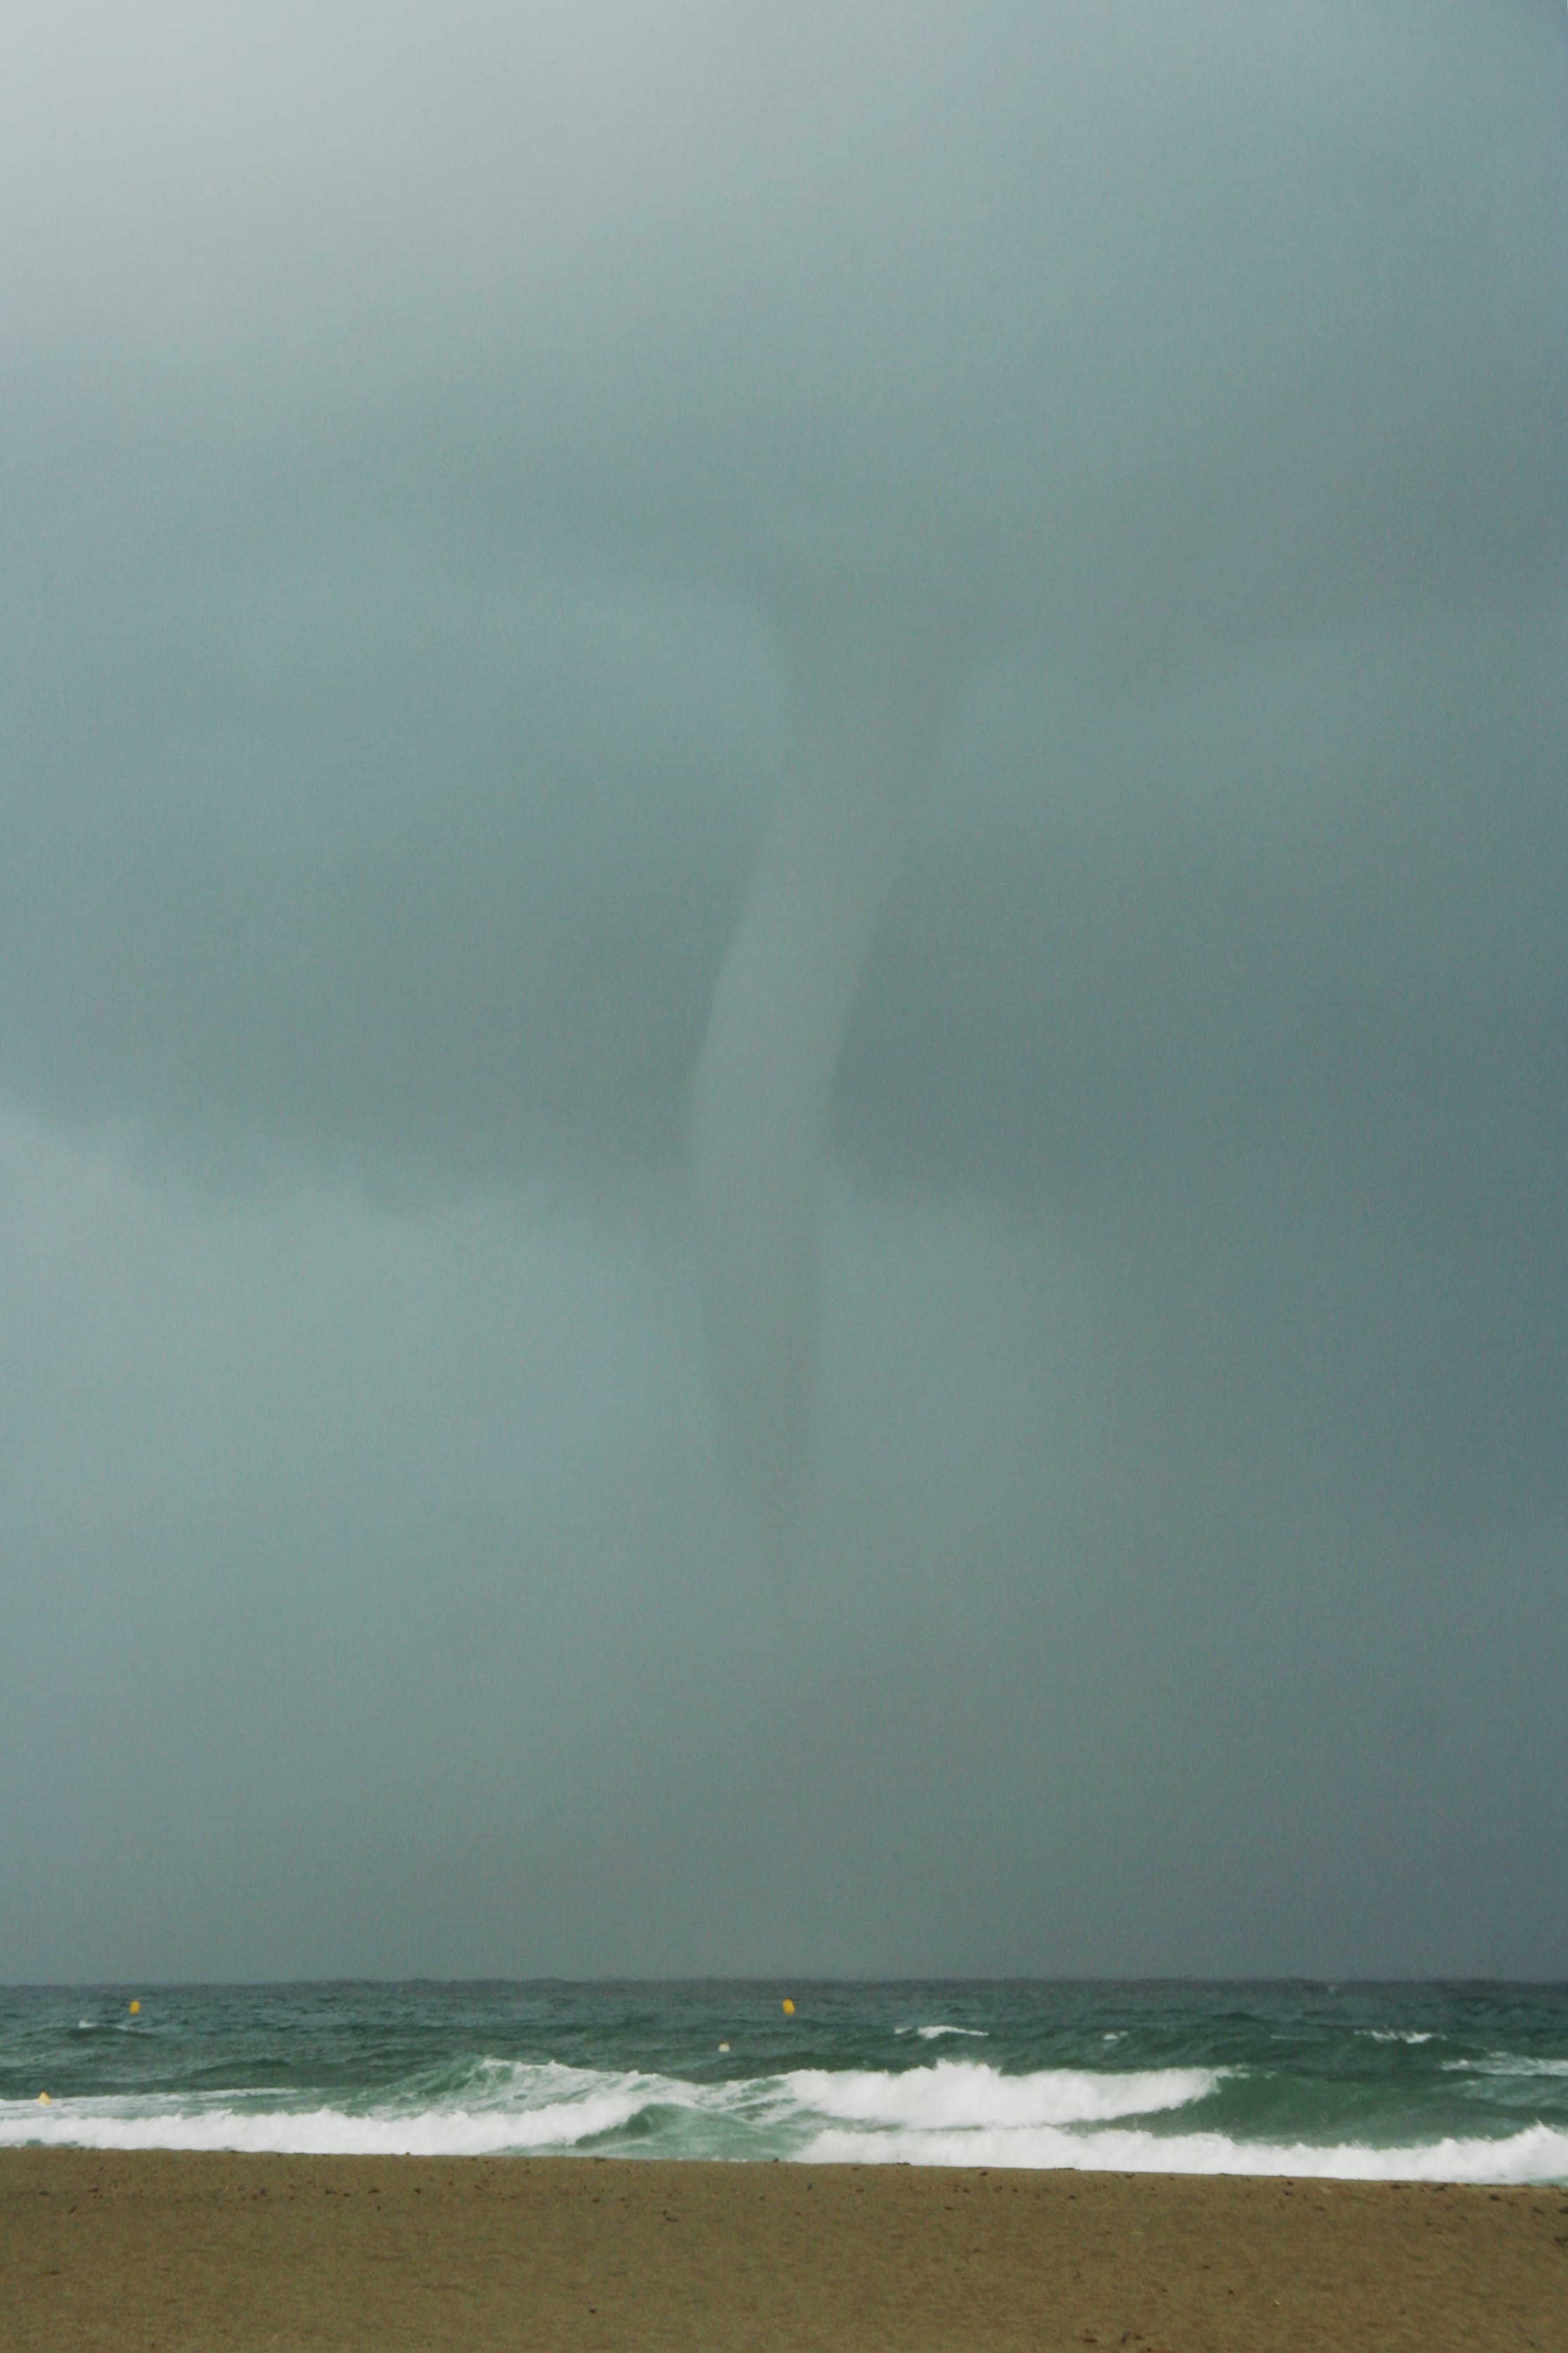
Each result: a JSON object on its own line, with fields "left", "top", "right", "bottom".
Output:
{"left": 692, "top": 565, "right": 973, "bottom": 1532}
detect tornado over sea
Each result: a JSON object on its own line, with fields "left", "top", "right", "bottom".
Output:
{"left": 691, "top": 569, "right": 971, "bottom": 1536}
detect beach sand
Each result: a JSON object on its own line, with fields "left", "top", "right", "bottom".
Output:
{"left": 3, "top": 2150, "right": 1564, "bottom": 2351}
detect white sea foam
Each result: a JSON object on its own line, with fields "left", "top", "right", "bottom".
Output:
{"left": 0, "top": 2061, "right": 1211, "bottom": 2161}
{"left": 4, "top": 2103, "right": 574, "bottom": 2159}
{"left": 914, "top": 2025, "right": 988, "bottom": 2042}
{"left": 781, "top": 2061, "right": 1220, "bottom": 2130}
{"left": 0, "top": 2062, "right": 708, "bottom": 2160}
{"left": 1359, "top": 2030, "right": 1435, "bottom": 2044}
{"left": 1443, "top": 2055, "right": 1568, "bottom": 2078}
{"left": 6, "top": 2054, "right": 1566, "bottom": 2182}
{"left": 798, "top": 2119, "right": 1568, "bottom": 2184}
{"left": 1, "top": 2086, "right": 673, "bottom": 2159}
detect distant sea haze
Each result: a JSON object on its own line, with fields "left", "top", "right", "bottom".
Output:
{"left": 5, "top": 1983, "right": 1567, "bottom": 2183}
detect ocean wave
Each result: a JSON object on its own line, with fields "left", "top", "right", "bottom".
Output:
{"left": 7, "top": 2052, "right": 1566, "bottom": 2182}
{"left": 781, "top": 2061, "right": 1221, "bottom": 2131}
{"left": 798, "top": 2119, "right": 1568, "bottom": 2184}
{"left": 1442, "top": 2056, "right": 1568, "bottom": 2078}
{"left": 0, "top": 2074, "right": 684, "bottom": 2160}
{"left": 1359, "top": 2031, "right": 1435, "bottom": 2044}
{"left": 912, "top": 2026, "right": 988, "bottom": 2042}
{"left": 11, "top": 2088, "right": 1563, "bottom": 2184}
{"left": 4, "top": 2102, "right": 621, "bottom": 2159}
{"left": 0, "top": 2060, "right": 1218, "bottom": 2158}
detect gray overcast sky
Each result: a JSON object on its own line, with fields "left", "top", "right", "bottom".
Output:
{"left": 2, "top": 0, "right": 1566, "bottom": 1982}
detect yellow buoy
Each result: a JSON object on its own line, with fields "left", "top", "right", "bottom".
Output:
{"left": 129, "top": 1999, "right": 140, "bottom": 2015}
{"left": 37, "top": 2092, "right": 51, "bottom": 2104}
{"left": 782, "top": 1998, "right": 795, "bottom": 2016}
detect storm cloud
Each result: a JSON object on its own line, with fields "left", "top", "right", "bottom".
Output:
{"left": 1, "top": 1, "right": 1565, "bottom": 1979}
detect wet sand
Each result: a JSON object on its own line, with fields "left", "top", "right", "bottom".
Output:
{"left": 3, "top": 2149, "right": 1564, "bottom": 2350}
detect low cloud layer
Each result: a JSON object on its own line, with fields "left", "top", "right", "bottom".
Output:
{"left": 1, "top": 0, "right": 1565, "bottom": 1978}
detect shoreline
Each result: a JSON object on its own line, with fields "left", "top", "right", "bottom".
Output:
{"left": 4, "top": 2149, "right": 1565, "bottom": 2350}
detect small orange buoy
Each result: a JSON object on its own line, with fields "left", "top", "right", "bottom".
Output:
{"left": 782, "top": 1998, "right": 795, "bottom": 2016}
{"left": 37, "top": 2092, "right": 51, "bottom": 2104}
{"left": 129, "top": 2000, "right": 140, "bottom": 2015}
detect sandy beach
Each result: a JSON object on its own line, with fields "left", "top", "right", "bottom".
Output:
{"left": 3, "top": 2150, "right": 1564, "bottom": 2351}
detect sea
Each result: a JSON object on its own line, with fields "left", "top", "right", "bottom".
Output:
{"left": 4, "top": 1981, "right": 1567, "bottom": 2183}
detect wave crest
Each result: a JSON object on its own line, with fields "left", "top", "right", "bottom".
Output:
{"left": 800, "top": 2119, "right": 1568, "bottom": 2184}
{"left": 782, "top": 2061, "right": 1220, "bottom": 2131}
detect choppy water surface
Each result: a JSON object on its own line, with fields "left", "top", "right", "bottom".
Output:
{"left": 3, "top": 1981, "right": 1565, "bottom": 2180}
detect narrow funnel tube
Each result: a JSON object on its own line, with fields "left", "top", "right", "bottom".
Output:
{"left": 690, "top": 582, "right": 968, "bottom": 1538}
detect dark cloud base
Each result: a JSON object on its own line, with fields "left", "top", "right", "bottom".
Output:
{"left": 1, "top": 0, "right": 1565, "bottom": 1978}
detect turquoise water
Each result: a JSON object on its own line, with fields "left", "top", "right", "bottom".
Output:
{"left": 4, "top": 1981, "right": 1566, "bottom": 2180}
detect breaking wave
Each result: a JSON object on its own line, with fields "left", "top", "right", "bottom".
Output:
{"left": 798, "top": 2118, "right": 1568, "bottom": 2182}
{"left": 783, "top": 2061, "right": 1217, "bottom": 2130}
{"left": 5, "top": 2051, "right": 1564, "bottom": 2180}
